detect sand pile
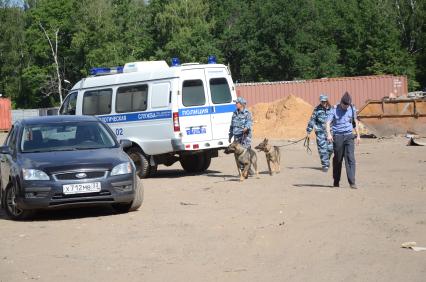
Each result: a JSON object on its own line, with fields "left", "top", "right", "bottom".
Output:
{"left": 250, "top": 95, "right": 313, "bottom": 139}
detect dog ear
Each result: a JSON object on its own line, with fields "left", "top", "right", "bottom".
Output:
{"left": 265, "top": 138, "right": 269, "bottom": 143}
{"left": 263, "top": 138, "right": 267, "bottom": 142}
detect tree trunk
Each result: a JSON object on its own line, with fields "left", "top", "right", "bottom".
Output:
{"left": 39, "top": 22, "right": 63, "bottom": 105}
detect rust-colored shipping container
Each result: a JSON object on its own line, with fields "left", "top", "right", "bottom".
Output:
{"left": 236, "top": 75, "right": 408, "bottom": 108}
{"left": 0, "top": 98, "right": 12, "bottom": 132}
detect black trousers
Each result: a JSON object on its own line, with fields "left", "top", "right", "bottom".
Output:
{"left": 332, "top": 134, "right": 356, "bottom": 185}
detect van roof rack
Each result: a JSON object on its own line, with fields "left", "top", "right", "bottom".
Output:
{"left": 181, "top": 63, "right": 200, "bottom": 66}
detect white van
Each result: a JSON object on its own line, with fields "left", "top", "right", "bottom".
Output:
{"left": 59, "top": 58, "right": 237, "bottom": 178}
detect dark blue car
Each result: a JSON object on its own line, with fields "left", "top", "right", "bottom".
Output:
{"left": 0, "top": 115, "right": 143, "bottom": 220}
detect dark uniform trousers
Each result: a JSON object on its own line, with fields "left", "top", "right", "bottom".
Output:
{"left": 332, "top": 134, "right": 356, "bottom": 185}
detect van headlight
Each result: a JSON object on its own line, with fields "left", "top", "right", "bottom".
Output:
{"left": 23, "top": 169, "right": 50, "bottom": 181}
{"left": 111, "top": 162, "right": 132, "bottom": 176}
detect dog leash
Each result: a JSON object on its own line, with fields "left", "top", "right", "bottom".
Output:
{"left": 276, "top": 137, "right": 306, "bottom": 147}
{"left": 276, "top": 136, "right": 312, "bottom": 154}
{"left": 303, "top": 136, "right": 312, "bottom": 154}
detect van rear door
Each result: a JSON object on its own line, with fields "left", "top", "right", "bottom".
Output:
{"left": 205, "top": 68, "right": 236, "bottom": 140}
{"left": 178, "top": 69, "right": 213, "bottom": 143}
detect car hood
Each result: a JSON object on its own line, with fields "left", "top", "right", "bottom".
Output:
{"left": 18, "top": 147, "right": 130, "bottom": 174}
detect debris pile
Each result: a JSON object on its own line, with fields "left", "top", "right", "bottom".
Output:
{"left": 250, "top": 95, "right": 313, "bottom": 139}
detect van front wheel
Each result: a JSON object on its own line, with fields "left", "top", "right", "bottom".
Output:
{"left": 127, "top": 148, "right": 150, "bottom": 179}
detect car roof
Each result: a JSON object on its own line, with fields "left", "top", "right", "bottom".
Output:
{"left": 20, "top": 115, "right": 98, "bottom": 125}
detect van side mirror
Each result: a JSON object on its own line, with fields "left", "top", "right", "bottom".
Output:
{"left": 119, "top": 139, "right": 132, "bottom": 149}
{"left": 0, "top": 146, "right": 11, "bottom": 155}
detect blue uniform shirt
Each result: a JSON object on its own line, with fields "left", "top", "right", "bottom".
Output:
{"left": 229, "top": 108, "right": 253, "bottom": 139}
{"left": 327, "top": 104, "right": 357, "bottom": 135}
{"left": 306, "top": 105, "right": 331, "bottom": 134}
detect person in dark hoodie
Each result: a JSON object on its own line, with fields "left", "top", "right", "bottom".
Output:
{"left": 326, "top": 92, "right": 360, "bottom": 189}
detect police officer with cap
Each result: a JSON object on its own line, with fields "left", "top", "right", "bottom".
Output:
{"left": 306, "top": 94, "right": 333, "bottom": 172}
{"left": 229, "top": 96, "right": 253, "bottom": 148}
{"left": 326, "top": 92, "right": 360, "bottom": 189}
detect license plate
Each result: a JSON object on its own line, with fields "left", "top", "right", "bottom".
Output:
{"left": 186, "top": 127, "right": 207, "bottom": 135}
{"left": 63, "top": 182, "right": 101, "bottom": 195}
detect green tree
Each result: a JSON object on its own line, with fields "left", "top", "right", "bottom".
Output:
{"left": 24, "top": 0, "right": 77, "bottom": 106}
{"left": 220, "top": 0, "right": 343, "bottom": 82}
{"left": 0, "top": 1, "right": 26, "bottom": 107}
{"left": 1, "top": 0, "right": 425, "bottom": 109}
{"left": 152, "top": 0, "right": 221, "bottom": 63}
{"left": 393, "top": 0, "right": 426, "bottom": 89}
{"left": 360, "top": 0, "right": 417, "bottom": 89}
{"left": 71, "top": 0, "right": 152, "bottom": 75}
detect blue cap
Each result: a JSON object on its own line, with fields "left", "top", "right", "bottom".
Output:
{"left": 234, "top": 97, "right": 247, "bottom": 105}
{"left": 319, "top": 94, "right": 328, "bottom": 102}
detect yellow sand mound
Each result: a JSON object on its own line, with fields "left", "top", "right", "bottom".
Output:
{"left": 250, "top": 95, "right": 313, "bottom": 139}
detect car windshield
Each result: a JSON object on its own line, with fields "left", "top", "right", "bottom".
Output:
{"left": 21, "top": 121, "right": 117, "bottom": 153}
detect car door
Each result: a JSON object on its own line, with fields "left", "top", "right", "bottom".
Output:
{"left": 178, "top": 69, "right": 213, "bottom": 143}
{"left": 0, "top": 126, "right": 16, "bottom": 196}
{"left": 205, "top": 68, "right": 236, "bottom": 140}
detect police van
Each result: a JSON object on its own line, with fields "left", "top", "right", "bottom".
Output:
{"left": 59, "top": 56, "right": 237, "bottom": 178}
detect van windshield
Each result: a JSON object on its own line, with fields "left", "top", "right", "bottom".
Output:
{"left": 21, "top": 122, "right": 117, "bottom": 153}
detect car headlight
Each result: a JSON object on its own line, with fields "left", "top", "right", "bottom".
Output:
{"left": 22, "top": 169, "right": 50, "bottom": 181}
{"left": 111, "top": 162, "right": 132, "bottom": 176}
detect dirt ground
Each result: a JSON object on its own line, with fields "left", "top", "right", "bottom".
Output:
{"left": 0, "top": 134, "right": 425, "bottom": 282}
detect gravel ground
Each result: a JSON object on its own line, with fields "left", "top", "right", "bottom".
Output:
{"left": 0, "top": 134, "right": 425, "bottom": 282}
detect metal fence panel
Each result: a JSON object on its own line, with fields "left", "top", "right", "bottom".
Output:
{"left": 236, "top": 75, "right": 408, "bottom": 108}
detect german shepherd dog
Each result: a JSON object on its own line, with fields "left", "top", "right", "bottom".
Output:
{"left": 224, "top": 141, "right": 259, "bottom": 181}
{"left": 255, "top": 138, "right": 281, "bottom": 175}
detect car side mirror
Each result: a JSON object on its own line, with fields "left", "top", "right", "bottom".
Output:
{"left": 0, "top": 146, "right": 11, "bottom": 154}
{"left": 119, "top": 139, "right": 132, "bottom": 149}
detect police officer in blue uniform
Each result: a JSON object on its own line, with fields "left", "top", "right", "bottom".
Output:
{"left": 229, "top": 97, "right": 253, "bottom": 148}
{"left": 326, "top": 92, "right": 360, "bottom": 189}
{"left": 306, "top": 94, "right": 333, "bottom": 172}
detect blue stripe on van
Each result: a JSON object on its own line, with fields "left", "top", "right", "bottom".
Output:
{"left": 98, "top": 110, "right": 172, "bottom": 123}
{"left": 179, "top": 106, "right": 211, "bottom": 117}
{"left": 97, "top": 104, "right": 236, "bottom": 124}
{"left": 212, "top": 104, "right": 236, "bottom": 114}
{"left": 178, "top": 104, "right": 236, "bottom": 117}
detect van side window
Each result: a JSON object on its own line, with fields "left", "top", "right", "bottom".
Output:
{"left": 60, "top": 92, "right": 77, "bottom": 115}
{"left": 116, "top": 84, "right": 148, "bottom": 113}
{"left": 182, "top": 80, "right": 206, "bottom": 107}
{"left": 210, "top": 78, "right": 232, "bottom": 104}
{"left": 83, "top": 89, "right": 112, "bottom": 115}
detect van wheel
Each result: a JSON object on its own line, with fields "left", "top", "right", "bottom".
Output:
{"left": 112, "top": 177, "right": 144, "bottom": 213}
{"left": 4, "top": 183, "right": 33, "bottom": 220}
{"left": 201, "top": 154, "right": 212, "bottom": 171}
{"left": 180, "top": 154, "right": 205, "bottom": 173}
{"left": 127, "top": 148, "right": 150, "bottom": 179}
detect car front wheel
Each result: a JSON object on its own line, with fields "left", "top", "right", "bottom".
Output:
{"left": 4, "top": 183, "right": 33, "bottom": 220}
{"left": 112, "top": 177, "right": 144, "bottom": 213}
